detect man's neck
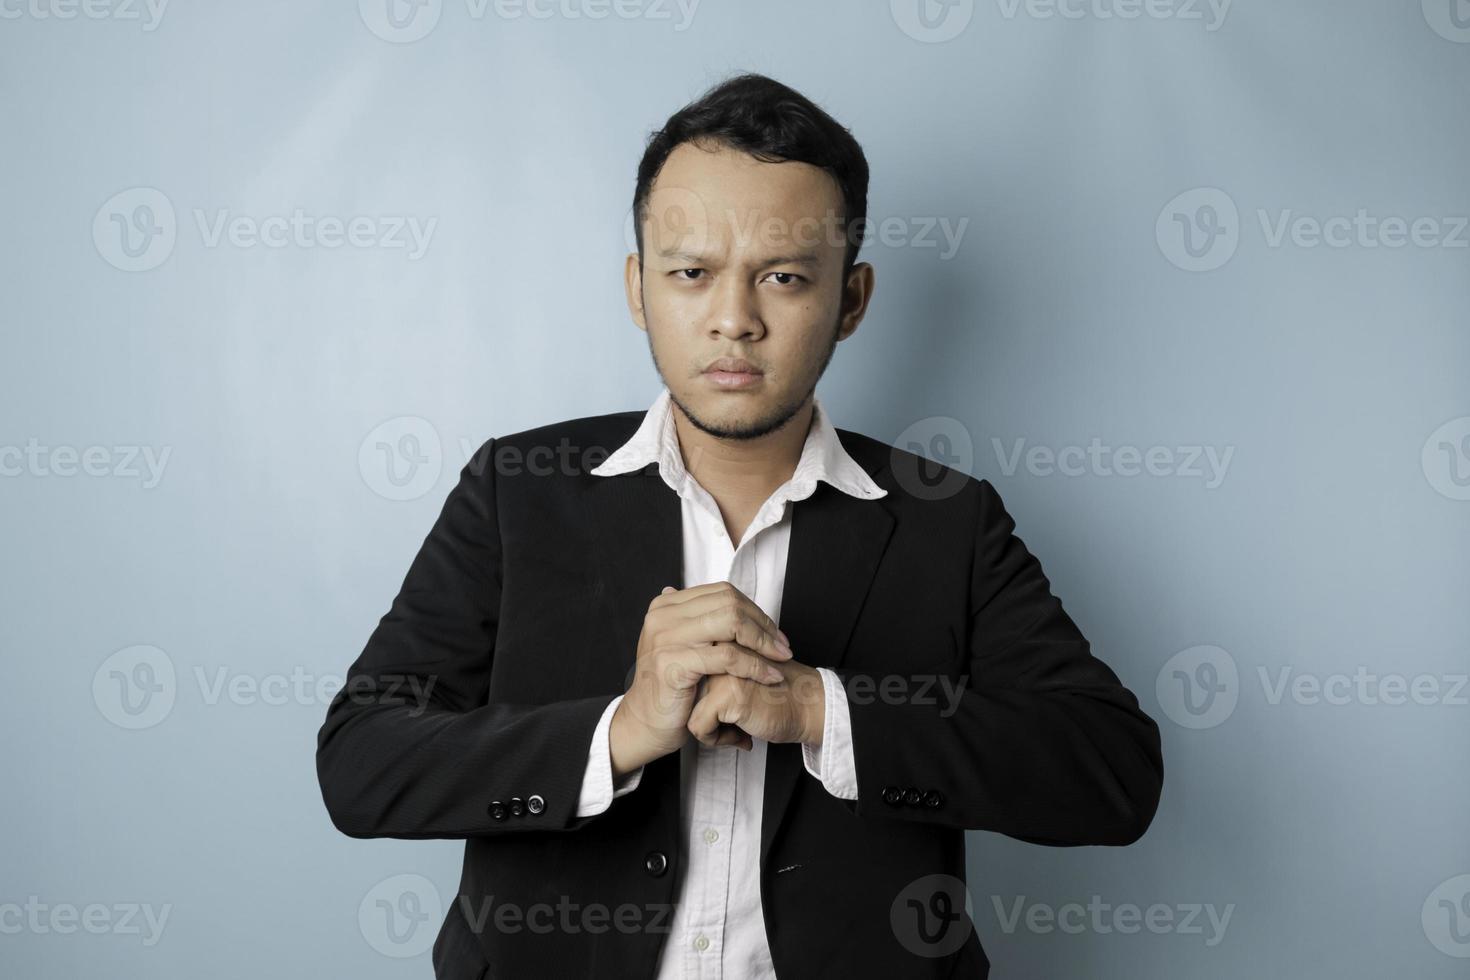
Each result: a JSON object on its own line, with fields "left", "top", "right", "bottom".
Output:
{"left": 671, "top": 398, "right": 815, "bottom": 520}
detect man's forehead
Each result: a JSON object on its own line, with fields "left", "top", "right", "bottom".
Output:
{"left": 649, "top": 141, "right": 844, "bottom": 220}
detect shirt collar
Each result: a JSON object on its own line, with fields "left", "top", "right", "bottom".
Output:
{"left": 590, "top": 386, "right": 887, "bottom": 504}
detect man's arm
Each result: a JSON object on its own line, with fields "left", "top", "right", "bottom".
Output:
{"left": 834, "top": 477, "right": 1164, "bottom": 846}
{"left": 316, "top": 437, "right": 621, "bottom": 839}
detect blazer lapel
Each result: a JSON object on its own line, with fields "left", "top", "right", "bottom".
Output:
{"left": 760, "top": 478, "right": 895, "bottom": 866}
{"left": 582, "top": 458, "right": 684, "bottom": 696}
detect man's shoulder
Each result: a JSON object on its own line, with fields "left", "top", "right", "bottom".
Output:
{"left": 459, "top": 409, "right": 646, "bottom": 487}
{"left": 492, "top": 408, "right": 644, "bottom": 451}
{"left": 832, "top": 424, "right": 988, "bottom": 508}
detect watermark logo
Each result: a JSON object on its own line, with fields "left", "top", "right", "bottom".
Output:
{"left": 892, "top": 416, "right": 974, "bottom": 501}
{"left": 1422, "top": 416, "right": 1470, "bottom": 501}
{"left": 0, "top": 898, "right": 172, "bottom": 946}
{"left": 92, "top": 645, "right": 177, "bottom": 730}
{"left": 891, "top": 874, "right": 974, "bottom": 957}
{"left": 93, "top": 187, "right": 176, "bottom": 272}
{"left": 1423, "top": 0, "right": 1470, "bottom": 43}
{"left": 1156, "top": 645, "right": 1238, "bottom": 729}
{"left": 361, "top": 0, "right": 699, "bottom": 42}
{"left": 359, "top": 0, "right": 443, "bottom": 42}
{"left": 0, "top": 440, "right": 171, "bottom": 487}
{"left": 360, "top": 416, "right": 443, "bottom": 501}
{"left": 1157, "top": 187, "right": 1239, "bottom": 272}
{"left": 1159, "top": 188, "right": 1468, "bottom": 271}
{"left": 93, "top": 188, "right": 436, "bottom": 269}
{"left": 991, "top": 895, "right": 1234, "bottom": 946}
{"left": 992, "top": 437, "right": 1234, "bottom": 488}
{"left": 1424, "top": 874, "right": 1470, "bottom": 957}
{"left": 359, "top": 874, "right": 443, "bottom": 957}
{"left": 891, "top": 0, "right": 975, "bottom": 43}
{"left": 0, "top": 0, "right": 169, "bottom": 30}
{"left": 994, "top": 0, "right": 1231, "bottom": 30}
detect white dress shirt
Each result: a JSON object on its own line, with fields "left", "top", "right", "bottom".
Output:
{"left": 575, "top": 385, "right": 886, "bottom": 979}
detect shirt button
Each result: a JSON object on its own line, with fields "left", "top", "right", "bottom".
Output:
{"left": 693, "top": 935, "right": 710, "bottom": 951}
{"left": 703, "top": 827, "right": 719, "bottom": 844}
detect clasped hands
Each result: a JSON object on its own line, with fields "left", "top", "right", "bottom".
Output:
{"left": 608, "top": 581, "right": 826, "bottom": 779}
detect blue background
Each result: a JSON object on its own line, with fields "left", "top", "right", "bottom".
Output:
{"left": 3, "top": 1, "right": 1468, "bottom": 976}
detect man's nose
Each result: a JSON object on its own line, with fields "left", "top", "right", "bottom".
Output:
{"left": 707, "top": 275, "right": 763, "bottom": 339}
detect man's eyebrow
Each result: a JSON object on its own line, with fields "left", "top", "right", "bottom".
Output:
{"left": 655, "top": 249, "right": 823, "bottom": 269}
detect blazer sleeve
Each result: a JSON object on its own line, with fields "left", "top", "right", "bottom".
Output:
{"left": 832, "top": 477, "right": 1164, "bottom": 846}
{"left": 315, "top": 437, "right": 622, "bottom": 839}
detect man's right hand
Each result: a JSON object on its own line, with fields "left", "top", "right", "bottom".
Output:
{"left": 609, "top": 581, "right": 793, "bottom": 778}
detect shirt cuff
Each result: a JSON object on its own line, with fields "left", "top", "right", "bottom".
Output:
{"left": 801, "top": 666, "right": 859, "bottom": 800}
{"left": 575, "top": 694, "right": 645, "bottom": 817}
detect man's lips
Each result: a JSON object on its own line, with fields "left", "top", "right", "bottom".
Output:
{"left": 703, "top": 357, "right": 763, "bottom": 375}
{"left": 703, "top": 358, "right": 765, "bottom": 388}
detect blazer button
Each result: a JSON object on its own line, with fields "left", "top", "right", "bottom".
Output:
{"left": 488, "top": 800, "right": 508, "bottom": 821}
{"left": 881, "top": 786, "right": 903, "bottom": 806}
{"left": 508, "top": 797, "right": 525, "bottom": 817}
{"left": 902, "top": 787, "right": 922, "bottom": 806}
{"left": 527, "top": 794, "right": 545, "bottom": 815}
{"left": 645, "top": 851, "right": 668, "bottom": 877}
{"left": 922, "top": 789, "right": 944, "bottom": 809}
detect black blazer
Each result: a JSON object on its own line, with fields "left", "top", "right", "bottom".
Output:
{"left": 315, "top": 407, "right": 1164, "bottom": 979}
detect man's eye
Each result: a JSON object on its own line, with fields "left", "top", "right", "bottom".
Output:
{"left": 768, "top": 272, "right": 803, "bottom": 286}
{"left": 675, "top": 269, "right": 704, "bottom": 280}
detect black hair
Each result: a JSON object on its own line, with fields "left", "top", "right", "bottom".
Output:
{"left": 632, "top": 72, "right": 870, "bottom": 279}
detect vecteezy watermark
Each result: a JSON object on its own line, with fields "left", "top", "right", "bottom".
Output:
{"left": 0, "top": 897, "right": 172, "bottom": 946}
{"left": 624, "top": 658, "right": 969, "bottom": 718}
{"left": 990, "top": 895, "right": 1234, "bottom": 947}
{"left": 1157, "top": 187, "right": 1469, "bottom": 272}
{"left": 1422, "top": 416, "right": 1470, "bottom": 501}
{"left": 890, "top": 0, "right": 1230, "bottom": 43}
{"left": 992, "top": 437, "right": 1235, "bottom": 489}
{"left": 92, "top": 188, "right": 437, "bottom": 272}
{"left": 1156, "top": 645, "right": 1238, "bottom": 730}
{"left": 1422, "top": 0, "right": 1470, "bottom": 43}
{"left": 0, "top": 439, "right": 171, "bottom": 488}
{"left": 1423, "top": 874, "right": 1470, "bottom": 958}
{"left": 624, "top": 196, "right": 971, "bottom": 263}
{"left": 360, "top": 875, "right": 443, "bottom": 958}
{"left": 891, "top": 874, "right": 975, "bottom": 957}
{"left": 1155, "top": 645, "right": 1469, "bottom": 729}
{"left": 0, "top": 0, "right": 169, "bottom": 30}
{"left": 889, "top": 0, "right": 975, "bottom": 43}
{"left": 993, "top": 0, "right": 1231, "bottom": 30}
{"left": 357, "top": 417, "right": 655, "bottom": 501}
{"left": 359, "top": 416, "right": 444, "bottom": 501}
{"left": 358, "top": 0, "right": 701, "bottom": 43}
{"left": 91, "top": 644, "right": 439, "bottom": 729}
{"left": 455, "top": 894, "right": 677, "bottom": 936}
{"left": 891, "top": 416, "right": 975, "bottom": 502}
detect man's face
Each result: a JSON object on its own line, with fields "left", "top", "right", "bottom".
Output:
{"left": 625, "top": 139, "right": 872, "bottom": 440}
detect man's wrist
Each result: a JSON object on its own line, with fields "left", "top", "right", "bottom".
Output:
{"left": 801, "top": 666, "right": 827, "bottom": 746}
{"left": 609, "top": 699, "right": 656, "bottom": 779}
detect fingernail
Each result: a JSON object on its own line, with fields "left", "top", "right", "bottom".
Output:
{"left": 775, "top": 639, "right": 793, "bottom": 658}
{"left": 764, "top": 666, "right": 784, "bottom": 683}
{"left": 777, "top": 628, "right": 790, "bottom": 645}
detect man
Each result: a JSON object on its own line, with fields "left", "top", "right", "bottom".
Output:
{"left": 316, "top": 72, "right": 1164, "bottom": 979}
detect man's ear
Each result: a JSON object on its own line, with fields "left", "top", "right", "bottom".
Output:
{"left": 837, "top": 261, "right": 875, "bottom": 341}
{"left": 624, "top": 252, "right": 648, "bottom": 331}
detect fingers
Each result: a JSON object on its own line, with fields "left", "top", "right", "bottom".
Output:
{"left": 688, "top": 681, "right": 744, "bottom": 746}
{"left": 651, "top": 582, "right": 792, "bottom": 661}
{"left": 686, "top": 643, "right": 785, "bottom": 686}
{"left": 709, "top": 724, "right": 752, "bottom": 751}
